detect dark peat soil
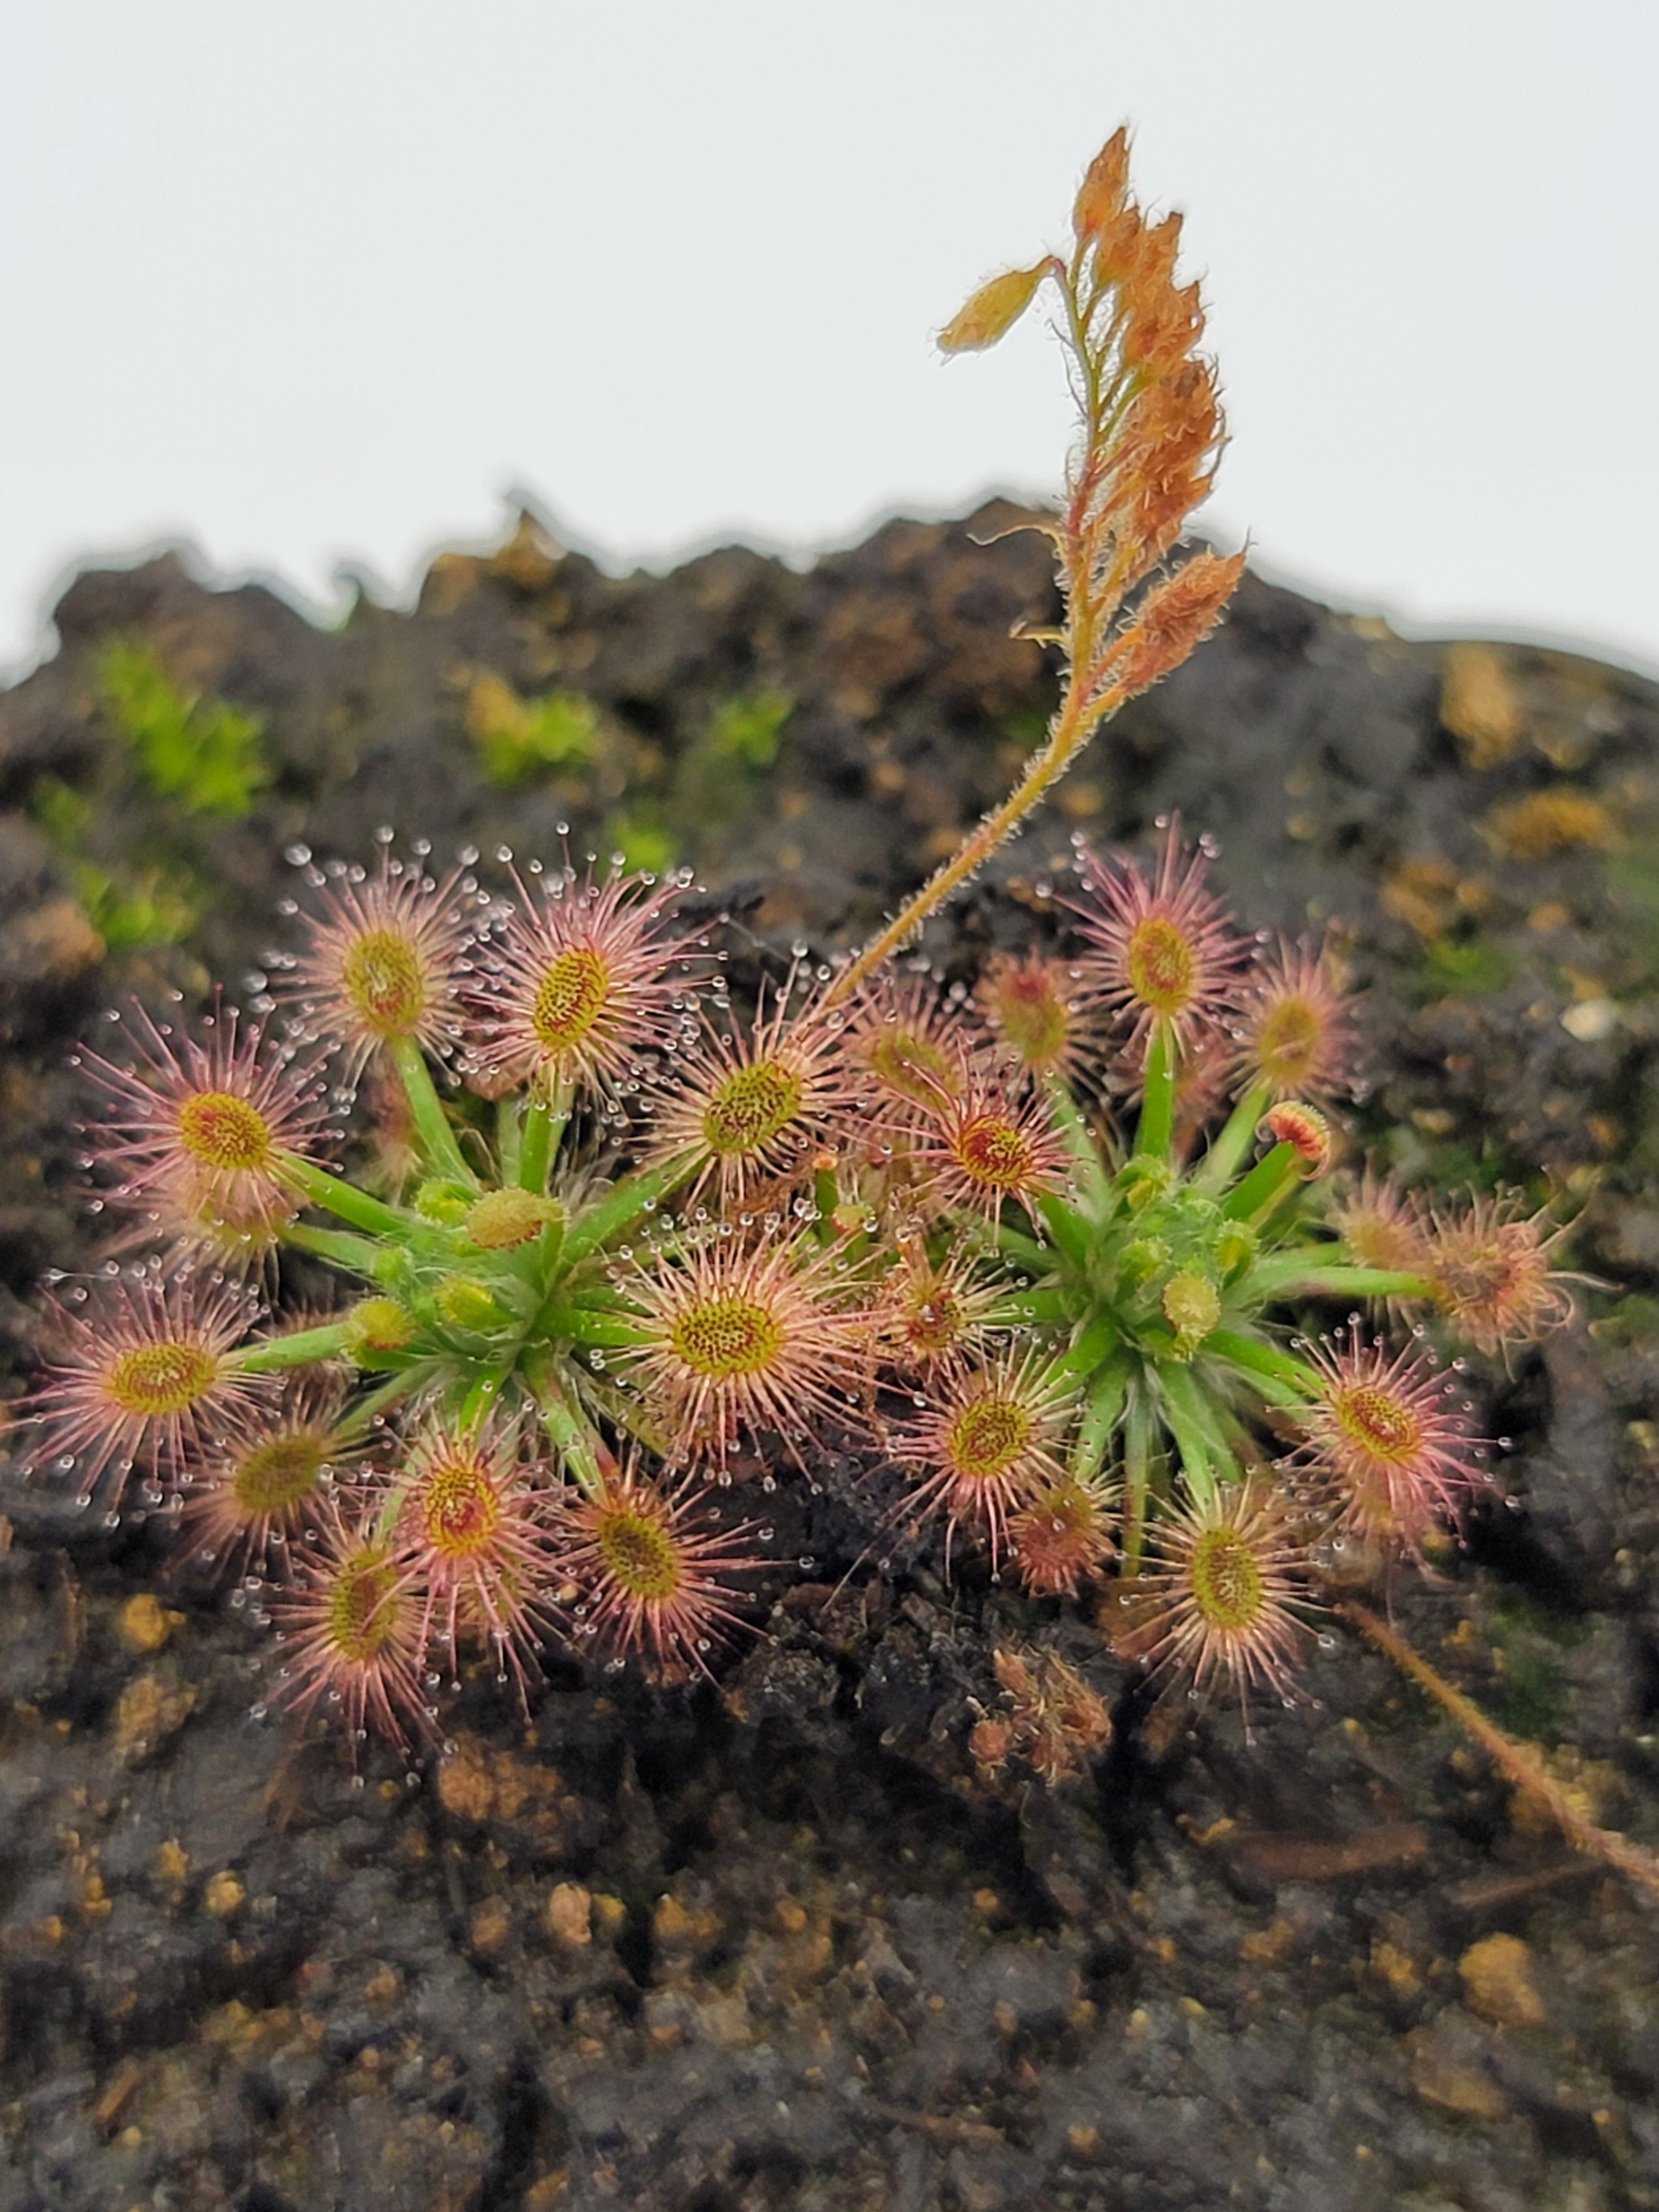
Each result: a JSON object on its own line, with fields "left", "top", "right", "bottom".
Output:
{"left": 1, "top": 509, "right": 1658, "bottom": 2211}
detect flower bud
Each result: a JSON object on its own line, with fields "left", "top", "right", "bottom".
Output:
{"left": 969, "top": 1715, "right": 1017, "bottom": 1769}
{"left": 1072, "top": 127, "right": 1130, "bottom": 243}
{"left": 1214, "top": 1222, "right": 1258, "bottom": 1279}
{"left": 435, "top": 1277, "right": 505, "bottom": 1333}
{"left": 1108, "top": 550, "right": 1246, "bottom": 701}
{"left": 1121, "top": 1158, "right": 1173, "bottom": 1213}
{"left": 1161, "top": 1272, "right": 1220, "bottom": 1350}
{"left": 1260, "top": 1102, "right": 1331, "bottom": 1176}
{"left": 1122, "top": 1235, "right": 1171, "bottom": 1287}
{"left": 465, "top": 1189, "right": 564, "bottom": 1252}
{"left": 938, "top": 260, "right": 1052, "bottom": 354}
{"left": 415, "top": 1179, "right": 472, "bottom": 1225}
{"left": 345, "top": 1297, "right": 415, "bottom": 1359}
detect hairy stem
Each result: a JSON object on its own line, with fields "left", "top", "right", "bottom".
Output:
{"left": 518, "top": 1078, "right": 573, "bottom": 1193}
{"left": 1220, "top": 1139, "right": 1301, "bottom": 1221}
{"left": 280, "top": 1223, "right": 390, "bottom": 1279}
{"left": 1156, "top": 1361, "right": 1229, "bottom": 1505}
{"left": 1123, "top": 1379, "right": 1154, "bottom": 1573}
{"left": 495, "top": 1093, "right": 523, "bottom": 1184}
{"left": 1205, "top": 1329, "right": 1319, "bottom": 1407}
{"left": 1044, "top": 1076, "right": 1114, "bottom": 1213}
{"left": 1133, "top": 1021, "right": 1176, "bottom": 1161}
{"left": 1070, "top": 1353, "right": 1129, "bottom": 1482}
{"left": 457, "top": 1368, "right": 508, "bottom": 1431}
{"left": 1193, "top": 1081, "right": 1271, "bottom": 1193}
{"left": 517, "top": 1096, "right": 555, "bottom": 1194}
{"left": 1338, "top": 1602, "right": 1659, "bottom": 1902}
{"left": 994, "top": 1222, "right": 1055, "bottom": 1275}
{"left": 534, "top": 1306, "right": 647, "bottom": 1350}
{"left": 1034, "top": 1190, "right": 1091, "bottom": 1271}
{"left": 824, "top": 665, "right": 1127, "bottom": 1006}
{"left": 331, "top": 1370, "right": 422, "bottom": 1447}
{"left": 1256, "top": 1262, "right": 1437, "bottom": 1303}
{"left": 1051, "top": 1307, "right": 1119, "bottom": 1383}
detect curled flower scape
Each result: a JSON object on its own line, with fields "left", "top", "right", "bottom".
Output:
{"left": 22, "top": 132, "right": 1578, "bottom": 1757}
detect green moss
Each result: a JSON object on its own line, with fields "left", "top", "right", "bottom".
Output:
{"left": 468, "top": 677, "right": 599, "bottom": 787}
{"left": 1418, "top": 1139, "right": 1509, "bottom": 1196}
{"left": 29, "top": 773, "right": 200, "bottom": 951}
{"left": 29, "top": 773, "right": 92, "bottom": 852}
{"left": 1488, "top": 1648, "right": 1570, "bottom": 1743}
{"left": 1482, "top": 1600, "right": 1579, "bottom": 1740}
{"left": 1589, "top": 1292, "right": 1659, "bottom": 1347}
{"left": 1001, "top": 708, "right": 1049, "bottom": 749}
{"left": 1410, "top": 935, "right": 1512, "bottom": 1003}
{"left": 1605, "top": 849, "right": 1659, "bottom": 982}
{"left": 603, "top": 806, "right": 677, "bottom": 878}
{"left": 658, "top": 692, "right": 794, "bottom": 863}
{"left": 74, "top": 861, "right": 198, "bottom": 950}
{"left": 706, "top": 691, "right": 791, "bottom": 773}
{"left": 96, "top": 640, "right": 269, "bottom": 818}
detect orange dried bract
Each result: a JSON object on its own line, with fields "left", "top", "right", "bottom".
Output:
{"left": 830, "top": 122, "right": 1243, "bottom": 1011}
{"left": 1072, "top": 127, "right": 1130, "bottom": 244}
{"left": 1109, "top": 552, "right": 1248, "bottom": 701}
{"left": 1122, "top": 210, "right": 1184, "bottom": 305}
{"left": 980, "top": 1646, "right": 1113, "bottom": 1785}
{"left": 1121, "top": 363, "right": 1221, "bottom": 479}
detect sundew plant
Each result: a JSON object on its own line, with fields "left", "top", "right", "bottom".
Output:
{"left": 22, "top": 132, "right": 1579, "bottom": 1785}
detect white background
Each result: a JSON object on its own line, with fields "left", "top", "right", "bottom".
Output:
{"left": 3, "top": 1, "right": 1655, "bottom": 679}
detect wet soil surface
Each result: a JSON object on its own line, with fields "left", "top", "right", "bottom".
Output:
{"left": 1, "top": 509, "right": 1658, "bottom": 2210}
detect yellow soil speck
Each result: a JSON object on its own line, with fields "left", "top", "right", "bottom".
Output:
{"left": 203, "top": 1871, "right": 245, "bottom": 1920}
{"left": 545, "top": 1882, "right": 592, "bottom": 1947}
{"left": 113, "top": 1672, "right": 195, "bottom": 1762}
{"left": 1486, "top": 788, "right": 1615, "bottom": 862}
{"left": 469, "top": 1897, "right": 512, "bottom": 1955}
{"left": 118, "top": 1594, "right": 180, "bottom": 1653}
{"left": 1441, "top": 644, "right": 1521, "bottom": 769}
{"left": 152, "top": 1839, "right": 189, "bottom": 1886}
{"left": 1459, "top": 1932, "right": 1545, "bottom": 2027}
{"left": 1239, "top": 1919, "right": 1295, "bottom": 1965}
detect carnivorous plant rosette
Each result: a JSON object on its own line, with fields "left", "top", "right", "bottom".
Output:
{"left": 18, "top": 127, "right": 1582, "bottom": 1796}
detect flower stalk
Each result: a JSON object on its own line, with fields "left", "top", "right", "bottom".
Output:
{"left": 1340, "top": 1603, "right": 1659, "bottom": 1902}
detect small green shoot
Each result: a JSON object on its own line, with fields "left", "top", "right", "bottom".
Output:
{"left": 96, "top": 640, "right": 269, "bottom": 818}
{"left": 29, "top": 775, "right": 199, "bottom": 951}
{"left": 465, "top": 672, "right": 600, "bottom": 786}
{"left": 603, "top": 805, "right": 677, "bottom": 877}
{"left": 707, "top": 692, "right": 791, "bottom": 773}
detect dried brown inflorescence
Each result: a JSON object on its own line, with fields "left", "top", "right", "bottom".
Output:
{"left": 831, "top": 127, "right": 1245, "bottom": 1009}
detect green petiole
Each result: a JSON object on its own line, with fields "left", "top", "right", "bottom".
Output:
{"left": 390, "top": 1034, "right": 477, "bottom": 1188}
